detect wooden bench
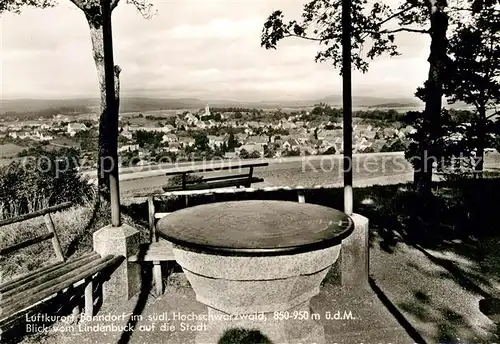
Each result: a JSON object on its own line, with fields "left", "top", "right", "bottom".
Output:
{"left": 128, "top": 162, "right": 269, "bottom": 296}
{"left": 162, "top": 162, "right": 269, "bottom": 192}
{"left": 127, "top": 198, "right": 179, "bottom": 297}
{"left": 0, "top": 202, "right": 122, "bottom": 328}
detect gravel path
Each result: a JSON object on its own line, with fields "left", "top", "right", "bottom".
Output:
{"left": 370, "top": 234, "right": 499, "bottom": 343}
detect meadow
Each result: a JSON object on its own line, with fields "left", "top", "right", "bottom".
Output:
{"left": 0, "top": 143, "right": 25, "bottom": 158}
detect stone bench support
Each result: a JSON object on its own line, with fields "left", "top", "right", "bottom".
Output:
{"left": 341, "top": 213, "right": 369, "bottom": 289}
{"left": 93, "top": 224, "right": 142, "bottom": 301}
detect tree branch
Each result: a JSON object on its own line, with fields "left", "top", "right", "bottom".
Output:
{"left": 283, "top": 34, "right": 324, "bottom": 42}
{"left": 380, "top": 27, "right": 430, "bottom": 34}
{"left": 111, "top": 0, "right": 121, "bottom": 11}
{"left": 377, "top": 3, "right": 420, "bottom": 27}
{"left": 486, "top": 111, "right": 499, "bottom": 120}
{"left": 359, "top": 4, "right": 422, "bottom": 41}
{"left": 68, "top": 0, "right": 85, "bottom": 10}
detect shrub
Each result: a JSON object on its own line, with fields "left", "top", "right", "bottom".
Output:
{"left": 0, "top": 147, "right": 94, "bottom": 219}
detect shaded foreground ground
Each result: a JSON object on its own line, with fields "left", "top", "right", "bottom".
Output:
{"left": 5, "top": 177, "right": 500, "bottom": 343}
{"left": 371, "top": 233, "right": 500, "bottom": 343}
{"left": 23, "top": 269, "right": 414, "bottom": 344}
{"left": 9, "top": 233, "right": 500, "bottom": 344}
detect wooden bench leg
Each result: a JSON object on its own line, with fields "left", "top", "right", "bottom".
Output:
{"left": 68, "top": 286, "right": 81, "bottom": 323}
{"left": 153, "top": 261, "right": 163, "bottom": 296}
{"left": 84, "top": 278, "right": 94, "bottom": 317}
{"left": 298, "top": 191, "right": 306, "bottom": 203}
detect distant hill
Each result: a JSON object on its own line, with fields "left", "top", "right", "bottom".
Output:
{"left": 1, "top": 98, "right": 98, "bottom": 114}
{"left": 367, "top": 102, "right": 422, "bottom": 108}
{"left": 318, "top": 95, "right": 423, "bottom": 107}
{"left": 1, "top": 95, "right": 424, "bottom": 115}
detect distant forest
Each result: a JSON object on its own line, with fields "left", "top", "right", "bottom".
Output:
{"left": 2, "top": 106, "right": 91, "bottom": 120}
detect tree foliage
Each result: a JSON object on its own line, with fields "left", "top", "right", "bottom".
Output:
{"left": 194, "top": 134, "right": 210, "bottom": 152}
{"left": 0, "top": 0, "right": 155, "bottom": 18}
{"left": 445, "top": 3, "right": 500, "bottom": 111}
{"left": 133, "top": 130, "right": 163, "bottom": 149}
{"left": 404, "top": 109, "right": 498, "bottom": 176}
{"left": 226, "top": 132, "right": 239, "bottom": 151}
{"left": 261, "top": 0, "right": 430, "bottom": 74}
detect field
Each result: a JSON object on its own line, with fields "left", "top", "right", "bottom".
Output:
{"left": 0, "top": 143, "right": 25, "bottom": 158}
{"left": 48, "top": 137, "right": 79, "bottom": 148}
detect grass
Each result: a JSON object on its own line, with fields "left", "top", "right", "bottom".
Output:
{"left": 0, "top": 143, "right": 25, "bottom": 158}
{"left": 49, "top": 137, "right": 79, "bottom": 148}
{"left": 0, "top": 198, "right": 148, "bottom": 282}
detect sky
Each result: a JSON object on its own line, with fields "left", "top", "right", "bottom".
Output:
{"left": 1, "top": 0, "right": 431, "bottom": 101}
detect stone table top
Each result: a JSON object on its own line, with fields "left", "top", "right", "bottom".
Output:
{"left": 157, "top": 200, "right": 353, "bottom": 256}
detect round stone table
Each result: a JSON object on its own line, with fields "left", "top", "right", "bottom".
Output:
{"left": 157, "top": 200, "right": 353, "bottom": 344}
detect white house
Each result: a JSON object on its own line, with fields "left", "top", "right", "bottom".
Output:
{"left": 196, "top": 121, "right": 210, "bottom": 129}
{"left": 164, "top": 124, "right": 175, "bottom": 132}
{"left": 162, "top": 133, "right": 178, "bottom": 143}
{"left": 280, "top": 121, "right": 297, "bottom": 130}
{"left": 179, "top": 137, "right": 195, "bottom": 147}
{"left": 164, "top": 142, "right": 181, "bottom": 153}
{"left": 207, "top": 135, "right": 227, "bottom": 148}
{"left": 282, "top": 138, "right": 301, "bottom": 151}
{"left": 247, "top": 135, "right": 269, "bottom": 145}
{"left": 119, "top": 144, "right": 140, "bottom": 153}
{"left": 34, "top": 131, "right": 54, "bottom": 142}
{"left": 236, "top": 143, "right": 265, "bottom": 157}
{"left": 184, "top": 113, "right": 199, "bottom": 126}
{"left": 317, "top": 129, "right": 342, "bottom": 140}
{"left": 121, "top": 131, "right": 133, "bottom": 140}
{"left": 67, "top": 123, "right": 87, "bottom": 136}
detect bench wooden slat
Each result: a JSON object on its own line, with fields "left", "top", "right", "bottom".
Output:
{"left": 0, "top": 202, "right": 72, "bottom": 227}
{"left": 0, "top": 252, "right": 99, "bottom": 293}
{"left": 164, "top": 162, "right": 268, "bottom": 175}
{"left": 128, "top": 242, "right": 175, "bottom": 262}
{"left": 163, "top": 177, "right": 264, "bottom": 192}
{"left": 0, "top": 232, "right": 54, "bottom": 256}
{"left": 2, "top": 253, "right": 101, "bottom": 298}
{"left": 1, "top": 254, "right": 117, "bottom": 308}
{"left": 0, "top": 255, "right": 123, "bottom": 322}
{"left": 186, "top": 173, "right": 251, "bottom": 184}
{"left": 154, "top": 212, "right": 171, "bottom": 219}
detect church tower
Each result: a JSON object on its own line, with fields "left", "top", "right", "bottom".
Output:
{"left": 204, "top": 104, "right": 211, "bottom": 118}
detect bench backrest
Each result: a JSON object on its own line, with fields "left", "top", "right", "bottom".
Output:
{"left": 163, "top": 162, "right": 268, "bottom": 191}
{"left": 0, "top": 202, "right": 72, "bottom": 262}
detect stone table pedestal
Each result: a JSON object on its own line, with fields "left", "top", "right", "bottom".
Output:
{"left": 157, "top": 200, "right": 354, "bottom": 344}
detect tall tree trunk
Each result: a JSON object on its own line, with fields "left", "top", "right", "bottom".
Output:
{"left": 87, "top": 19, "right": 108, "bottom": 199}
{"left": 86, "top": 15, "right": 121, "bottom": 203}
{"left": 414, "top": 0, "right": 449, "bottom": 193}
{"left": 475, "top": 108, "right": 486, "bottom": 177}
